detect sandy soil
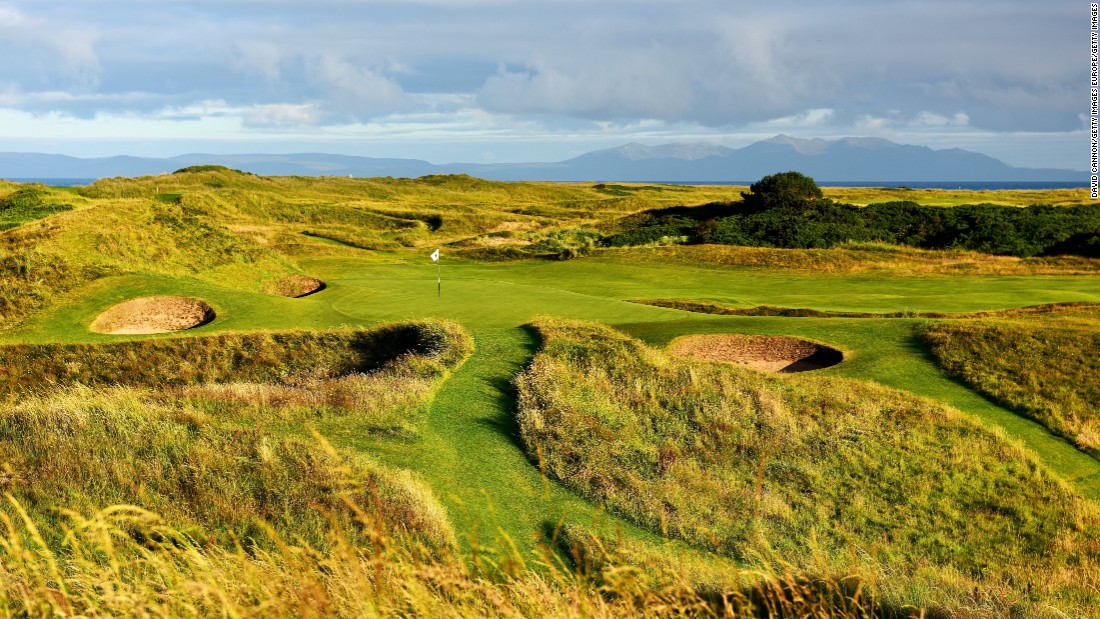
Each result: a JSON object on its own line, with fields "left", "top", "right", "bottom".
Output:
{"left": 669, "top": 334, "right": 843, "bottom": 373}
{"left": 90, "top": 297, "right": 216, "bottom": 334}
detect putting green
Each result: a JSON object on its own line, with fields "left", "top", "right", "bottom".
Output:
{"left": 11, "top": 251, "right": 1100, "bottom": 556}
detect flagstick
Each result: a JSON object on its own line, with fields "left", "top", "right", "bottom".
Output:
{"left": 437, "top": 260, "right": 441, "bottom": 297}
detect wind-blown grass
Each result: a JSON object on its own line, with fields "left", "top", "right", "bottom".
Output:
{"left": 515, "top": 318, "right": 1100, "bottom": 615}
{"left": 0, "top": 320, "right": 473, "bottom": 552}
{"left": 0, "top": 321, "right": 472, "bottom": 397}
{"left": 598, "top": 243, "right": 1100, "bottom": 275}
{"left": 0, "top": 483, "right": 937, "bottom": 618}
{"left": 920, "top": 312, "right": 1100, "bottom": 454}
{"left": 0, "top": 386, "right": 457, "bottom": 552}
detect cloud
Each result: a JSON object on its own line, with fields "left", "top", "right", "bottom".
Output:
{"left": 233, "top": 41, "right": 284, "bottom": 82}
{"left": 309, "top": 55, "right": 411, "bottom": 121}
{"left": 0, "top": 0, "right": 1082, "bottom": 169}
{"left": 478, "top": 54, "right": 693, "bottom": 121}
{"left": 245, "top": 103, "right": 322, "bottom": 126}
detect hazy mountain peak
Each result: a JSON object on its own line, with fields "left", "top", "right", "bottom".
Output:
{"left": 836, "top": 136, "right": 902, "bottom": 149}
{"left": 762, "top": 134, "right": 831, "bottom": 155}
{"left": 600, "top": 141, "right": 732, "bottom": 161}
{"left": 0, "top": 136, "right": 1085, "bottom": 183}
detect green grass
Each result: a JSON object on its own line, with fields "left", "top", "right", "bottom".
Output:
{"left": 920, "top": 311, "right": 1100, "bottom": 454}
{"left": 0, "top": 184, "right": 76, "bottom": 230}
{"left": 1, "top": 175, "right": 1099, "bottom": 616}
{"left": 515, "top": 318, "right": 1100, "bottom": 614}
{"left": 0, "top": 319, "right": 470, "bottom": 541}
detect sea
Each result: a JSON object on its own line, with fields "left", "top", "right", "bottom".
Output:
{"left": 1, "top": 178, "right": 1089, "bottom": 191}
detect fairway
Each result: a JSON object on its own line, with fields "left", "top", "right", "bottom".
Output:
{"left": 0, "top": 1, "right": 1090, "bottom": 613}
{"left": 13, "top": 250, "right": 1100, "bottom": 560}
{"left": 1, "top": 166, "right": 1099, "bottom": 616}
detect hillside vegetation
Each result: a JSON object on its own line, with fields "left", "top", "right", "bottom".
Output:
{"left": 0, "top": 172, "right": 1096, "bottom": 617}
{"left": 0, "top": 171, "right": 1094, "bottom": 331}
{"left": 0, "top": 320, "right": 471, "bottom": 552}
{"left": 515, "top": 318, "right": 1100, "bottom": 615}
{"left": 605, "top": 172, "right": 1099, "bottom": 257}
{"left": 920, "top": 308, "right": 1100, "bottom": 454}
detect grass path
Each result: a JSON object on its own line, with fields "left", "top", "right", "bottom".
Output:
{"left": 322, "top": 326, "right": 674, "bottom": 559}
{"left": 10, "top": 252, "right": 1100, "bottom": 551}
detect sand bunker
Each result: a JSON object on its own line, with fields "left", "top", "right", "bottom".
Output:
{"left": 263, "top": 274, "right": 326, "bottom": 298}
{"left": 91, "top": 297, "right": 215, "bottom": 335}
{"left": 669, "top": 334, "right": 843, "bottom": 373}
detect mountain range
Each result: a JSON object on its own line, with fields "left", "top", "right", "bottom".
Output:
{"left": 0, "top": 135, "right": 1085, "bottom": 184}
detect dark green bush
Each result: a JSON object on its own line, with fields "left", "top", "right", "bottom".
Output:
{"left": 607, "top": 174, "right": 1100, "bottom": 257}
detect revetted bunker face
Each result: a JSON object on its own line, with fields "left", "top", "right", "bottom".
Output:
{"left": 90, "top": 297, "right": 216, "bottom": 335}
{"left": 668, "top": 334, "right": 843, "bottom": 373}
{"left": 263, "top": 274, "right": 326, "bottom": 298}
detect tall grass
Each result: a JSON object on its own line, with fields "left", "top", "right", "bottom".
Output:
{"left": 920, "top": 312, "right": 1100, "bottom": 454}
{"left": 0, "top": 184, "right": 77, "bottom": 230}
{"left": 515, "top": 318, "right": 1100, "bottom": 616}
{"left": 0, "top": 478, "right": 935, "bottom": 618}
{"left": 636, "top": 298, "right": 1100, "bottom": 319}
{"left": 599, "top": 243, "right": 1100, "bottom": 275}
{"left": 0, "top": 386, "right": 457, "bottom": 552}
{"left": 0, "top": 320, "right": 472, "bottom": 396}
{"left": 0, "top": 321, "right": 472, "bottom": 551}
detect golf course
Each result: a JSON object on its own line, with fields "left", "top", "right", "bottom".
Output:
{"left": 0, "top": 169, "right": 1098, "bottom": 617}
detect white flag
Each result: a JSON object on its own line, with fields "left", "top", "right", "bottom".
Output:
{"left": 431, "top": 249, "right": 440, "bottom": 261}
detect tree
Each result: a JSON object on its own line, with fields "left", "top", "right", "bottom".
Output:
{"left": 739, "top": 171, "right": 823, "bottom": 211}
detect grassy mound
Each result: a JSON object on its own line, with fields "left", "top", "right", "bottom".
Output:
{"left": 0, "top": 320, "right": 474, "bottom": 558}
{"left": 0, "top": 386, "right": 456, "bottom": 551}
{"left": 0, "top": 320, "right": 472, "bottom": 396}
{"left": 0, "top": 195, "right": 300, "bottom": 329}
{"left": 0, "top": 185, "right": 75, "bottom": 230}
{"left": 920, "top": 313, "right": 1100, "bottom": 454}
{"left": 515, "top": 318, "right": 1100, "bottom": 612}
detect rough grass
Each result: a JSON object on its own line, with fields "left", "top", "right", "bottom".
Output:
{"left": 0, "top": 198, "right": 298, "bottom": 329}
{"left": 0, "top": 320, "right": 466, "bottom": 389}
{"left": 920, "top": 311, "right": 1100, "bottom": 454}
{"left": 0, "top": 386, "right": 457, "bottom": 552}
{"left": 0, "top": 493, "right": 936, "bottom": 618}
{"left": 0, "top": 320, "right": 474, "bottom": 554}
{"left": 0, "top": 184, "right": 77, "bottom": 230}
{"left": 637, "top": 298, "right": 1100, "bottom": 319}
{"left": 78, "top": 171, "right": 745, "bottom": 251}
{"left": 515, "top": 318, "right": 1100, "bottom": 615}
{"left": 600, "top": 243, "right": 1100, "bottom": 275}
{"left": 822, "top": 185, "right": 1089, "bottom": 207}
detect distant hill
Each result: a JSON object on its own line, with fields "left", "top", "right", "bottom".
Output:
{"left": 0, "top": 135, "right": 1086, "bottom": 183}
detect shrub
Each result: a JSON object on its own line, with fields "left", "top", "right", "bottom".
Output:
{"left": 740, "top": 171, "right": 824, "bottom": 212}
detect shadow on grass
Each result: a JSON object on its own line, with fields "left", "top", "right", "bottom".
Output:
{"left": 474, "top": 325, "right": 541, "bottom": 454}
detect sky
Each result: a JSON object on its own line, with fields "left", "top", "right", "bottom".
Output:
{"left": 0, "top": 0, "right": 1087, "bottom": 169}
